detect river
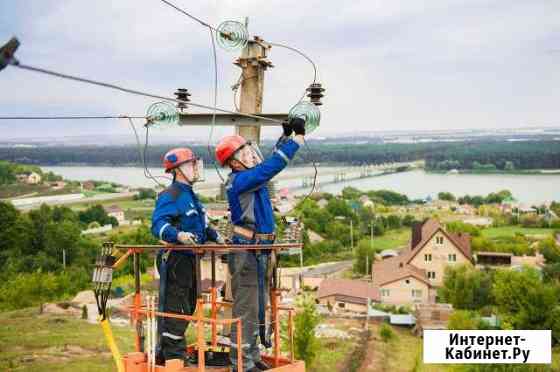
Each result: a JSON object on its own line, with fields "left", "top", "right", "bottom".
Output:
{"left": 43, "top": 166, "right": 560, "bottom": 204}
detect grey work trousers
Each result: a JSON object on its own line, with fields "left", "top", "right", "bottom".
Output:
{"left": 228, "top": 250, "right": 270, "bottom": 371}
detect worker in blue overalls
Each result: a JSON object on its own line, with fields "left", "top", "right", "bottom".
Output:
{"left": 151, "top": 147, "right": 224, "bottom": 363}
{"left": 215, "top": 117, "right": 306, "bottom": 372}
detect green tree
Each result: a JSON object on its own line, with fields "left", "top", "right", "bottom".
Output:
{"left": 353, "top": 239, "right": 376, "bottom": 275}
{"left": 324, "top": 221, "right": 351, "bottom": 246}
{"left": 438, "top": 191, "right": 456, "bottom": 201}
{"left": 367, "top": 190, "right": 409, "bottom": 205}
{"left": 78, "top": 204, "right": 118, "bottom": 227}
{"left": 135, "top": 188, "right": 157, "bottom": 200}
{"left": 446, "top": 221, "right": 481, "bottom": 237}
{"left": 0, "top": 202, "right": 29, "bottom": 270}
{"left": 43, "top": 220, "right": 82, "bottom": 270}
{"left": 550, "top": 201, "right": 560, "bottom": 217}
{"left": 326, "top": 198, "right": 353, "bottom": 218}
{"left": 540, "top": 237, "right": 560, "bottom": 263}
{"left": 0, "top": 161, "right": 16, "bottom": 185}
{"left": 439, "top": 265, "right": 494, "bottom": 310}
{"left": 52, "top": 206, "right": 78, "bottom": 223}
{"left": 492, "top": 268, "right": 559, "bottom": 335}
{"left": 341, "top": 186, "right": 362, "bottom": 200}
{"left": 293, "top": 294, "right": 321, "bottom": 366}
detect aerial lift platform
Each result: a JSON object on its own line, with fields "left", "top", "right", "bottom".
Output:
{"left": 94, "top": 240, "right": 306, "bottom": 372}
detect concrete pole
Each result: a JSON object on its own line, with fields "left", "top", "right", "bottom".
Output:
{"left": 234, "top": 36, "right": 272, "bottom": 144}
{"left": 350, "top": 219, "right": 354, "bottom": 252}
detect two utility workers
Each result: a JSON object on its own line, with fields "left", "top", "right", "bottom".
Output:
{"left": 151, "top": 117, "right": 305, "bottom": 371}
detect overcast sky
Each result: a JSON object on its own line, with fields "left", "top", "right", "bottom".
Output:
{"left": 0, "top": 0, "right": 559, "bottom": 141}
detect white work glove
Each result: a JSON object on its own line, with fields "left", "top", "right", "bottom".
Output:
{"left": 215, "top": 233, "right": 226, "bottom": 245}
{"left": 177, "top": 232, "right": 197, "bottom": 245}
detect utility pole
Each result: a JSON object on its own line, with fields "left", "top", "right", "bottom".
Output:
{"left": 368, "top": 222, "right": 374, "bottom": 276}
{"left": 350, "top": 219, "right": 354, "bottom": 252}
{"left": 234, "top": 34, "right": 273, "bottom": 144}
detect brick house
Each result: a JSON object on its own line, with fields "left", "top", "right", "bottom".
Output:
{"left": 371, "top": 219, "right": 473, "bottom": 305}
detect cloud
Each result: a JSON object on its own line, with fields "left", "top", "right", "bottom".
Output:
{"left": 0, "top": 0, "right": 559, "bottom": 141}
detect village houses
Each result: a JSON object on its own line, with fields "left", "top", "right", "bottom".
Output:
{"left": 16, "top": 171, "right": 42, "bottom": 185}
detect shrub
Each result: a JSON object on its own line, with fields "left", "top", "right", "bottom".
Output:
{"left": 379, "top": 323, "right": 394, "bottom": 342}
{"left": 447, "top": 310, "right": 479, "bottom": 330}
{"left": 294, "top": 295, "right": 321, "bottom": 366}
{"left": 0, "top": 268, "right": 90, "bottom": 311}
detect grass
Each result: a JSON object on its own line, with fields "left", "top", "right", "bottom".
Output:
{"left": 481, "top": 226, "right": 556, "bottom": 239}
{"left": 69, "top": 196, "right": 146, "bottom": 211}
{"left": 0, "top": 308, "right": 136, "bottom": 371}
{"left": 368, "top": 228, "right": 411, "bottom": 252}
{"left": 0, "top": 184, "right": 81, "bottom": 199}
{"left": 1, "top": 308, "right": 558, "bottom": 371}
{"left": 360, "top": 323, "right": 560, "bottom": 372}
{"left": 309, "top": 318, "right": 364, "bottom": 372}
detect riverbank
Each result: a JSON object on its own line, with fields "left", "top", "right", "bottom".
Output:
{"left": 40, "top": 166, "right": 560, "bottom": 205}
{"left": 427, "top": 169, "right": 560, "bottom": 175}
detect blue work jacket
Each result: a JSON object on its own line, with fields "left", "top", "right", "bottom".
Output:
{"left": 225, "top": 137, "right": 300, "bottom": 235}
{"left": 151, "top": 181, "right": 218, "bottom": 255}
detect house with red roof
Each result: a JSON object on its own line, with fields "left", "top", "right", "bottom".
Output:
{"left": 371, "top": 218, "right": 473, "bottom": 305}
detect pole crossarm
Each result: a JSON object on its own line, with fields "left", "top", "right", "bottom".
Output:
{"left": 179, "top": 112, "right": 287, "bottom": 127}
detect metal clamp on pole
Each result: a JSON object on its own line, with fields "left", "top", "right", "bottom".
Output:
{"left": 0, "top": 37, "right": 19, "bottom": 71}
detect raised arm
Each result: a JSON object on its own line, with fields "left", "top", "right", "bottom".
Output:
{"left": 230, "top": 138, "right": 301, "bottom": 194}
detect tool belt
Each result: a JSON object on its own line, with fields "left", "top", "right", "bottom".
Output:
{"left": 232, "top": 225, "right": 275, "bottom": 242}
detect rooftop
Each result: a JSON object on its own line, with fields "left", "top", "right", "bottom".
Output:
{"left": 317, "top": 278, "right": 379, "bottom": 302}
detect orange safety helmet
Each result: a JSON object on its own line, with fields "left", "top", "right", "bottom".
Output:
{"left": 215, "top": 135, "right": 247, "bottom": 167}
{"left": 163, "top": 147, "right": 196, "bottom": 173}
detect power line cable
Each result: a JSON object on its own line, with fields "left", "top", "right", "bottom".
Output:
{"left": 159, "top": 0, "right": 216, "bottom": 30}
{"left": 159, "top": 0, "right": 225, "bottom": 182}
{"left": 154, "top": 0, "right": 321, "bottom": 204}
{"left": 0, "top": 115, "right": 146, "bottom": 120}
{"left": 207, "top": 27, "right": 225, "bottom": 182}
{"left": 10, "top": 62, "right": 283, "bottom": 124}
{"left": 155, "top": 0, "right": 319, "bottom": 103}
{"left": 127, "top": 117, "right": 171, "bottom": 188}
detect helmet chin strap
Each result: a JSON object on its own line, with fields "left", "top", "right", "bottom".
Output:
{"left": 176, "top": 167, "right": 194, "bottom": 185}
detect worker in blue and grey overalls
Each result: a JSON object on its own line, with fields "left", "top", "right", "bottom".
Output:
{"left": 151, "top": 147, "right": 224, "bottom": 363}
{"left": 215, "top": 117, "right": 306, "bottom": 372}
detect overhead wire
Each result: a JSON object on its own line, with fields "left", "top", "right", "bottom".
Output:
{"left": 127, "top": 117, "right": 171, "bottom": 188}
{"left": 265, "top": 44, "right": 320, "bottom": 200}
{"left": 0, "top": 115, "right": 146, "bottom": 120}
{"left": 5, "top": 1, "right": 321, "bottom": 203}
{"left": 154, "top": 0, "right": 321, "bottom": 203}
{"left": 207, "top": 26, "right": 225, "bottom": 182}
{"left": 159, "top": 0, "right": 216, "bottom": 30}
{"left": 10, "top": 62, "right": 283, "bottom": 124}
{"left": 267, "top": 41, "right": 318, "bottom": 102}
{"left": 143, "top": 124, "right": 172, "bottom": 186}
{"left": 159, "top": 0, "right": 225, "bottom": 182}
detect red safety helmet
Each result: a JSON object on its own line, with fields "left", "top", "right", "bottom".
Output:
{"left": 163, "top": 147, "right": 196, "bottom": 173}
{"left": 215, "top": 135, "right": 247, "bottom": 167}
